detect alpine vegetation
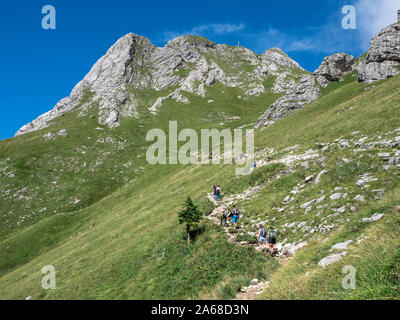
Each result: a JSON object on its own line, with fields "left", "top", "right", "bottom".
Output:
{"left": 1, "top": 16, "right": 400, "bottom": 301}
{"left": 146, "top": 121, "right": 255, "bottom": 175}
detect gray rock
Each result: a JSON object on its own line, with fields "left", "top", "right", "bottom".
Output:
{"left": 281, "top": 241, "right": 307, "bottom": 256}
{"left": 356, "top": 173, "right": 377, "bottom": 187}
{"left": 362, "top": 213, "right": 384, "bottom": 223}
{"left": 300, "top": 199, "right": 317, "bottom": 209}
{"left": 318, "top": 252, "right": 346, "bottom": 267}
{"left": 358, "top": 23, "right": 400, "bottom": 83}
{"left": 256, "top": 75, "right": 320, "bottom": 128}
{"left": 358, "top": 61, "right": 400, "bottom": 83}
{"left": 329, "top": 193, "right": 342, "bottom": 201}
{"left": 367, "top": 23, "right": 400, "bottom": 63}
{"left": 331, "top": 240, "right": 353, "bottom": 251}
{"left": 305, "top": 175, "right": 314, "bottom": 183}
{"left": 43, "top": 132, "right": 55, "bottom": 141}
{"left": 261, "top": 48, "right": 304, "bottom": 72}
{"left": 313, "top": 53, "right": 355, "bottom": 87}
{"left": 57, "top": 129, "right": 68, "bottom": 138}
{"left": 353, "top": 195, "right": 365, "bottom": 202}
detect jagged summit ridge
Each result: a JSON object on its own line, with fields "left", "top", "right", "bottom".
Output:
{"left": 15, "top": 21, "right": 400, "bottom": 136}
{"left": 15, "top": 33, "right": 307, "bottom": 136}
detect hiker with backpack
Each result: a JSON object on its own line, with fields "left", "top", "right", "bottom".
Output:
{"left": 267, "top": 228, "right": 277, "bottom": 256}
{"left": 231, "top": 205, "right": 240, "bottom": 229}
{"left": 220, "top": 206, "right": 228, "bottom": 227}
{"left": 257, "top": 224, "right": 267, "bottom": 249}
{"left": 216, "top": 185, "right": 221, "bottom": 200}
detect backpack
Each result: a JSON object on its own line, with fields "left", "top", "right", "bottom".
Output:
{"left": 232, "top": 208, "right": 239, "bottom": 216}
{"left": 260, "top": 228, "right": 267, "bottom": 238}
{"left": 269, "top": 230, "right": 277, "bottom": 239}
{"left": 222, "top": 210, "right": 228, "bottom": 217}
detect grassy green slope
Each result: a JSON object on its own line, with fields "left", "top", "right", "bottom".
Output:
{"left": 0, "top": 71, "right": 399, "bottom": 299}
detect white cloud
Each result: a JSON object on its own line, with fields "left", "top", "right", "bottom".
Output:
{"left": 253, "top": 1, "right": 399, "bottom": 55}
{"left": 356, "top": 0, "right": 400, "bottom": 48}
{"left": 160, "top": 23, "right": 245, "bottom": 43}
{"left": 158, "top": 2, "right": 399, "bottom": 57}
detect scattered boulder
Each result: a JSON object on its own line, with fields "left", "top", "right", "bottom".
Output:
{"left": 305, "top": 175, "right": 314, "bottom": 183}
{"left": 300, "top": 199, "right": 316, "bottom": 209}
{"left": 356, "top": 173, "right": 377, "bottom": 187}
{"left": 43, "top": 132, "right": 55, "bottom": 141}
{"left": 353, "top": 195, "right": 365, "bottom": 202}
{"left": 57, "top": 129, "right": 68, "bottom": 138}
{"left": 318, "top": 252, "right": 346, "bottom": 267}
{"left": 281, "top": 241, "right": 307, "bottom": 256}
{"left": 329, "top": 193, "right": 343, "bottom": 201}
{"left": 362, "top": 213, "right": 384, "bottom": 223}
{"left": 331, "top": 240, "right": 353, "bottom": 251}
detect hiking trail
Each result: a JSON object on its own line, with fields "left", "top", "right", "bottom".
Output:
{"left": 205, "top": 192, "right": 292, "bottom": 300}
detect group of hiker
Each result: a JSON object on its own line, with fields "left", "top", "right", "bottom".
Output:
{"left": 257, "top": 224, "right": 277, "bottom": 256}
{"left": 212, "top": 184, "right": 278, "bottom": 256}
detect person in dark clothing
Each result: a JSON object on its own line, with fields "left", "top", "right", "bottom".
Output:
{"left": 220, "top": 206, "right": 228, "bottom": 226}
{"left": 267, "top": 228, "right": 277, "bottom": 256}
{"left": 212, "top": 184, "right": 217, "bottom": 200}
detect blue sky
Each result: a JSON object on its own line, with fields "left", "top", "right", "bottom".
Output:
{"left": 0, "top": 0, "right": 399, "bottom": 140}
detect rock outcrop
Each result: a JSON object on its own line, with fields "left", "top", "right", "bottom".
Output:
{"left": 313, "top": 53, "right": 355, "bottom": 87}
{"left": 358, "top": 23, "right": 400, "bottom": 83}
{"left": 16, "top": 33, "right": 154, "bottom": 135}
{"left": 15, "top": 22, "right": 400, "bottom": 136}
{"left": 255, "top": 75, "right": 320, "bottom": 128}
{"left": 16, "top": 33, "right": 308, "bottom": 136}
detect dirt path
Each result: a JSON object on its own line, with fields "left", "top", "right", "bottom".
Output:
{"left": 205, "top": 192, "right": 291, "bottom": 300}
{"left": 233, "top": 280, "right": 270, "bottom": 300}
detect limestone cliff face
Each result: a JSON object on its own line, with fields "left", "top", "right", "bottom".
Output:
{"left": 15, "top": 32, "right": 314, "bottom": 136}
{"left": 313, "top": 53, "right": 355, "bottom": 88}
{"left": 15, "top": 22, "right": 400, "bottom": 136}
{"left": 358, "top": 23, "right": 400, "bottom": 83}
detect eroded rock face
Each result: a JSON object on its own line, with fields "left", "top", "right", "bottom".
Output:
{"left": 16, "top": 33, "right": 154, "bottom": 135}
{"left": 358, "top": 23, "right": 400, "bottom": 83}
{"left": 261, "top": 48, "right": 304, "bottom": 72}
{"left": 313, "top": 53, "right": 355, "bottom": 87}
{"left": 16, "top": 32, "right": 308, "bottom": 136}
{"left": 16, "top": 22, "right": 399, "bottom": 137}
{"left": 367, "top": 23, "right": 400, "bottom": 63}
{"left": 358, "top": 60, "right": 400, "bottom": 83}
{"left": 255, "top": 75, "right": 320, "bottom": 128}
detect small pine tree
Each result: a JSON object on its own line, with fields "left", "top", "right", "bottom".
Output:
{"left": 178, "top": 197, "right": 202, "bottom": 246}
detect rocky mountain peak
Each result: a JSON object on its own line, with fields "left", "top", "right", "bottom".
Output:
{"left": 15, "top": 21, "right": 400, "bottom": 137}
{"left": 261, "top": 47, "right": 304, "bottom": 71}
{"left": 166, "top": 35, "right": 216, "bottom": 49}
{"left": 15, "top": 32, "right": 308, "bottom": 136}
